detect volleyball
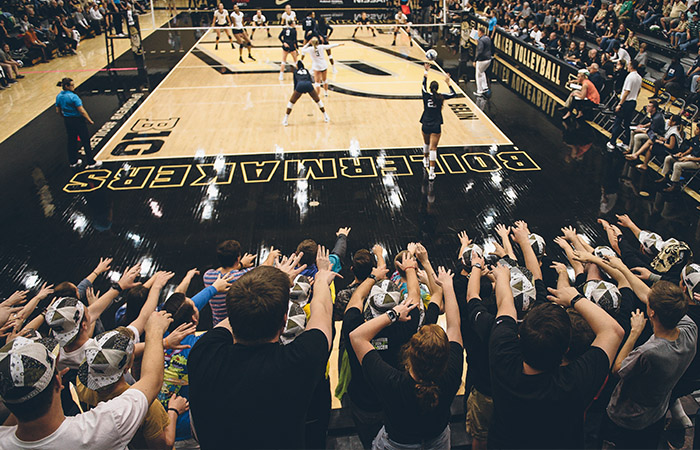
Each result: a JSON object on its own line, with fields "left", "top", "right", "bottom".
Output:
{"left": 425, "top": 49, "right": 438, "bottom": 61}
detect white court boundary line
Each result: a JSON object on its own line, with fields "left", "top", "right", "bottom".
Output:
{"left": 93, "top": 29, "right": 212, "bottom": 161}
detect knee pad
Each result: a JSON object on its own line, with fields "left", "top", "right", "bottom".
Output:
{"left": 317, "top": 100, "right": 324, "bottom": 108}
{"left": 429, "top": 150, "right": 437, "bottom": 162}
{"left": 287, "top": 102, "right": 294, "bottom": 109}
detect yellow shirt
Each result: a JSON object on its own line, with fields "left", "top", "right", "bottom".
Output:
{"left": 77, "top": 380, "right": 170, "bottom": 448}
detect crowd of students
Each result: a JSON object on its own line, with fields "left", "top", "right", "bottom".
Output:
{"left": 0, "top": 214, "right": 696, "bottom": 449}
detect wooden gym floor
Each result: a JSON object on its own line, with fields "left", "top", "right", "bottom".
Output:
{"left": 94, "top": 24, "right": 510, "bottom": 161}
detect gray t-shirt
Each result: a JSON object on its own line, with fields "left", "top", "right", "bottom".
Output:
{"left": 607, "top": 315, "right": 698, "bottom": 430}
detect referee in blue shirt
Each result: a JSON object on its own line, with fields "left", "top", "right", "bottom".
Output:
{"left": 55, "top": 77, "right": 100, "bottom": 168}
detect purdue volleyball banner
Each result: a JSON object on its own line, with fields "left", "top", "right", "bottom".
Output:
{"left": 464, "top": 14, "right": 578, "bottom": 99}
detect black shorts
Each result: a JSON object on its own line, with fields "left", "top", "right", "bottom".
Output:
{"left": 318, "top": 34, "right": 329, "bottom": 44}
{"left": 296, "top": 81, "right": 314, "bottom": 93}
{"left": 358, "top": 19, "right": 370, "bottom": 25}
{"left": 215, "top": 22, "right": 228, "bottom": 27}
{"left": 421, "top": 123, "right": 441, "bottom": 135}
{"left": 305, "top": 30, "right": 318, "bottom": 40}
{"left": 233, "top": 28, "right": 244, "bottom": 34}
{"left": 283, "top": 42, "right": 298, "bottom": 52}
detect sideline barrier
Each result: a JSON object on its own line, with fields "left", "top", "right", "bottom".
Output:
{"left": 462, "top": 13, "right": 577, "bottom": 99}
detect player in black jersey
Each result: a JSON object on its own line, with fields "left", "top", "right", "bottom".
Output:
{"left": 352, "top": 12, "right": 376, "bottom": 38}
{"left": 283, "top": 61, "right": 330, "bottom": 126}
{"left": 278, "top": 19, "right": 299, "bottom": 81}
{"left": 316, "top": 17, "right": 336, "bottom": 74}
{"left": 420, "top": 63, "right": 456, "bottom": 180}
{"left": 302, "top": 12, "right": 318, "bottom": 45}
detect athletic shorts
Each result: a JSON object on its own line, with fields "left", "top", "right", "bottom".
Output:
{"left": 465, "top": 386, "right": 494, "bottom": 441}
{"left": 421, "top": 123, "right": 441, "bottom": 135}
{"left": 296, "top": 81, "right": 314, "bottom": 93}
{"left": 283, "top": 43, "right": 298, "bottom": 51}
{"left": 318, "top": 34, "right": 329, "bottom": 44}
{"left": 232, "top": 28, "right": 244, "bottom": 34}
{"left": 215, "top": 22, "right": 228, "bottom": 27}
{"left": 305, "top": 30, "right": 318, "bottom": 40}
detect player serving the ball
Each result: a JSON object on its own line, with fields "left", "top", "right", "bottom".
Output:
{"left": 420, "top": 61, "right": 456, "bottom": 180}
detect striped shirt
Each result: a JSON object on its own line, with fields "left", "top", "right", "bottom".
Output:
{"left": 203, "top": 268, "right": 253, "bottom": 325}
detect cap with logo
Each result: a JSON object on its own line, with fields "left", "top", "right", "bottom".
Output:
{"left": 77, "top": 327, "right": 135, "bottom": 391}
{"left": 0, "top": 336, "right": 60, "bottom": 404}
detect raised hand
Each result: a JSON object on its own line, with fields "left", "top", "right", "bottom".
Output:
{"left": 572, "top": 250, "right": 594, "bottom": 263}
{"left": 511, "top": 221, "right": 529, "bottom": 244}
{"left": 414, "top": 243, "right": 429, "bottom": 264}
{"left": 393, "top": 298, "right": 417, "bottom": 322}
{"left": 629, "top": 309, "right": 647, "bottom": 337}
{"left": 495, "top": 224, "right": 511, "bottom": 238}
{"left": 553, "top": 236, "right": 571, "bottom": 250}
{"left": 240, "top": 253, "right": 257, "bottom": 269}
{"left": 152, "top": 271, "right": 175, "bottom": 289}
{"left": 36, "top": 282, "right": 54, "bottom": 300}
{"left": 371, "top": 266, "right": 389, "bottom": 281}
{"left": 546, "top": 286, "right": 580, "bottom": 307}
{"left": 212, "top": 272, "right": 235, "bottom": 293}
{"left": 458, "top": 231, "right": 472, "bottom": 246}
{"left": 315, "top": 246, "right": 342, "bottom": 287}
{"left": 615, "top": 214, "right": 634, "bottom": 229}
{"left": 185, "top": 268, "right": 200, "bottom": 279}
{"left": 470, "top": 249, "right": 486, "bottom": 269}
{"left": 164, "top": 322, "right": 197, "bottom": 350}
{"left": 396, "top": 253, "right": 418, "bottom": 272}
{"left": 275, "top": 252, "right": 306, "bottom": 281}
{"left": 631, "top": 267, "right": 652, "bottom": 280}
{"left": 492, "top": 262, "right": 511, "bottom": 282}
{"left": 416, "top": 269, "right": 430, "bottom": 285}
{"left": 336, "top": 227, "right": 351, "bottom": 237}
{"left": 561, "top": 226, "right": 577, "bottom": 241}
{"left": 550, "top": 261, "right": 568, "bottom": 275}
{"left": 435, "top": 266, "right": 454, "bottom": 287}
{"left": 118, "top": 264, "right": 142, "bottom": 290}
{"left": 145, "top": 310, "right": 173, "bottom": 336}
{"left": 94, "top": 257, "right": 113, "bottom": 276}
{"left": 85, "top": 286, "right": 101, "bottom": 304}
{"left": 5, "top": 290, "right": 28, "bottom": 306}
{"left": 407, "top": 242, "right": 418, "bottom": 256}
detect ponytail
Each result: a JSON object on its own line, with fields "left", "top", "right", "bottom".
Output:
{"left": 402, "top": 324, "right": 450, "bottom": 411}
{"left": 429, "top": 80, "right": 444, "bottom": 110}
{"left": 414, "top": 381, "right": 440, "bottom": 409}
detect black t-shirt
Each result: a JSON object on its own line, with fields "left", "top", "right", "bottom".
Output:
{"left": 425, "top": 302, "right": 440, "bottom": 325}
{"left": 188, "top": 327, "right": 329, "bottom": 449}
{"left": 369, "top": 307, "right": 421, "bottom": 369}
{"left": 361, "top": 342, "right": 464, "bottom": 444}
{"left": 342, "top": 307, "right": 382, "bottom": 412}
{"left": 464, "top": 296, "right": 496, "bottom": 396}
{"left": 488, "top": 316, "right": 610, "bottom": 449}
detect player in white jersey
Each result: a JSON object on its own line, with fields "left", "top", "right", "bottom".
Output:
{"left": 230, "top": 5, "right": 254, "bottom": 62}
{"left": 211, "top": 3, "right": 234, "bottom": 51}
{"left": 300, "top": 37, "right": 343, "bottom": 97}
{"left": 392, "top": 11, "right": 413, "bottom": 46}
{"left": 280, "top": 4, "right": 296, "bottom": 26}
{"left": 250, "top": 10, "right": 270, "bottom": 39}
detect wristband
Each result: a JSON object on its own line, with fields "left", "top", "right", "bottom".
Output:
{"left": 110, "top": 282, "right": 123, "bottom": 293}
{"left": 368, "top": 274, "right": 377, "bottom": 281}
{"left": 167, "top": 408, "right": 179, "bottom": 415}
{"left": 570, "top": 294, "right": 584, "bottom": 309}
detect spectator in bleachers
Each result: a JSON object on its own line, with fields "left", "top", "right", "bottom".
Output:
{"left": 629, "top": 114, "right": 684, "bottom": 171}
{"left": 588, "top": 61, "right": 606, "bottom": 92}
{"left": 87, "top": 2, "right": 104, "bottom": 35}
{"left": 669, "top": 14, "right": 689, "bottom": 47}
{"left": 562, "top": 68, "right": 601, "bottom": 119}
{"left": 0, "top": 43, "right": 23, "bottom": 83}
{"left": 623, "top": 100, "right": 664, "bottom": 154}
{"left": 659, "top": 123, "right": 700, "bottom": 191}
{"left": 634, "top": 41, "right": 649, "bottom": 76}
{"left": 652, "top": 54, "right": 685, "bottom": 97}
{"left": 661, "top": 0, "right": 688, "bottom": 32}
{"left": 680, "top": 13, "right": 700, "bottom": 52}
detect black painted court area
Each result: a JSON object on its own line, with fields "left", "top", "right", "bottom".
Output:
{"left": 1, "top": 13, "right": 699, "bottom": 331}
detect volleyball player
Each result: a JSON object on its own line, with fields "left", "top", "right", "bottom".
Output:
{"left": 420, "top": 63, "right": 455, "bottom": 180}
{"left": 392, "top": 10, "right": 413, "bottom": 46}
{"left": 250, "top": 10, "right": 271, "bottom": 39}
{"left": 317, "top": 17, "right": 336, "bottom": 74}
{"left": 211, "top": 3, "right": 234, "bottom": 51}
{"left": 230, "top": 5, "right": 254, "bottom": 62}
{"left": 302, "top": 11, "right": 318, "bottom": 45}
{"left": 280, "top": 4, "right": 296, "bottom": 26}
{"left": 279, "top": 19, "right": 298, "bottom": 81}
{"left": 300, "top": 37, "right": 343, "bottom": 97}
{"left": 283, "top": 60, "right": 329, "bottom": 126}
{"left": 352, "top": 12, "right": 376, "bottom": 38}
